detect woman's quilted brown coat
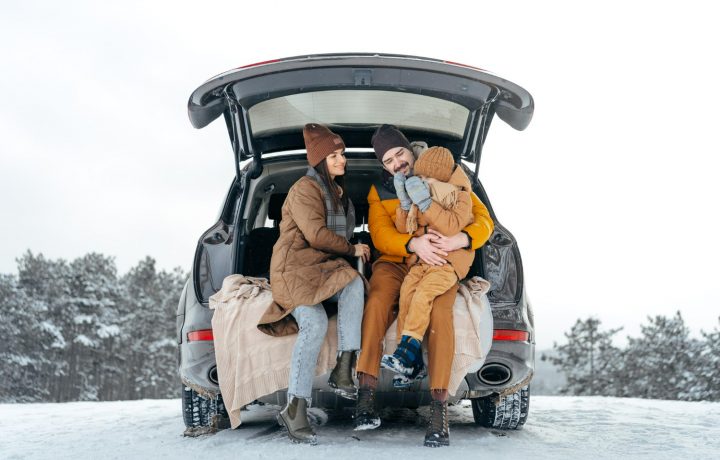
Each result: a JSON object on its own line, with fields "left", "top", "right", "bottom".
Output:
{"left": 258, "top": 176, "right": 359, "bottom": 336}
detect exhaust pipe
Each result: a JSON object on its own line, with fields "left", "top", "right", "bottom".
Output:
{"left": 477, "top": 363, "right": 512, "bottom": 385}
{"left": 208, "top": 366, "right": 219, "bottom": 385}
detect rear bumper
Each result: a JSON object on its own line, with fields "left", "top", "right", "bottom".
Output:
{"left": 178, "top": 277, "right": 219, "bottom": 397}
{"left": 180, "top": 341, "right": 219, "bottom": 397}
{"left": 178, "top": 276, "right": 534, "bottom": 404}
{"left": 180, "top": 341, "right": 534, "bottom": 405}
{"left": 464, "top": 340, "right": 535, "bottom": 398}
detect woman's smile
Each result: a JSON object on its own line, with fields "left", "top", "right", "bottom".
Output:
{"left": 326, "top": 150, "right": 347, "bottom": 178}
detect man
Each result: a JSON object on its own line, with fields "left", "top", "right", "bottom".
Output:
{"left": 353, "top": 124, "right": 494, "bottom": 447}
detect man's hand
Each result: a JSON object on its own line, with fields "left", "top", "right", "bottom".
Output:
{"left": 408, "top": 234, "right": 448, "bottom": 266}
{"left": 427, "top": 228, "right": 470, "bottom": 252}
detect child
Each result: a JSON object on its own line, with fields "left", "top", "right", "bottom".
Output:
{"left": 381, "top": 146, "right": 475, "bottom": 379}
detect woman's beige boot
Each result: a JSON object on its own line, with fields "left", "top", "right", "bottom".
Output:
{"left": 277, "top": 397, "right": 317, "bottom": 445}
{"left": 328, "top": 351, "right": 358, "bottom": 399}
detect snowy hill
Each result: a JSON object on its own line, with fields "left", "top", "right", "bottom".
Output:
{"left": 2, "top": 397, "right": 718, "bottom": 459}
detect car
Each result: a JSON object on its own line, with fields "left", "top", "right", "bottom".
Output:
{"left": 176, "top": 53, "right": 535, "bottom": 435}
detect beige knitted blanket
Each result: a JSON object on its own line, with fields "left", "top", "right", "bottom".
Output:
{"left": 209, "top": 274, "right": 492, "bottom": 428}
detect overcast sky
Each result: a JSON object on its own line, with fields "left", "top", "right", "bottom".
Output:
{"left": 1, "top": 0, "right": 718, "bottom": 349}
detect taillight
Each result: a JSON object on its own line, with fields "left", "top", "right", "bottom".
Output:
{"left": 187, "top": 329, "right": 214, "bottom": 342}
{"left": 493, "top": 329, "right": 529, "bottom": 341}
{"left": 238, "top": 59, "right": 281, "bottom": 69}
{"left": 443, "top": 60, "right": 486, "bottom": 71}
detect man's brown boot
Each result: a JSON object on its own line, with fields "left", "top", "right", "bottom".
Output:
{"left": 277, "top": 397, "right": 317, "bottom": 445}
{"left": 353, "top": 387, "right": 381, "bottom": 430}
{"left": 423, "top": 400, "right": 449, "bottom": 447}
{"left": 328, "top": 351, "right": 358, "bottom": 399}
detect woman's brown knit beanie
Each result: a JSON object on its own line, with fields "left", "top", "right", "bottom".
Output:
{"left": 303, "top": 123, "right": 345, "bottom": 167}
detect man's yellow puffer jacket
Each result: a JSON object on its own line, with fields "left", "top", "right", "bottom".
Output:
{"left": 367, "top": 173, "right": 494, "bottom": 265}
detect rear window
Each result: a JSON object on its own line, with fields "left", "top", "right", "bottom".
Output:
{"left": 247, "top": 90, "right": 470, "bottom": 139}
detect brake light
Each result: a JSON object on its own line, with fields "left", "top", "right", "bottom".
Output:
{"left": 238, "top": 59, "right": 281, "bottom": 69}
{"left": 443, "top": 60, "right": 486, "bottom": 71}
{"left": 187, "top": 329, "right": 214, "bottom": 342}
{"left": 493, "top": 329, "right": 529, "bottom": 341}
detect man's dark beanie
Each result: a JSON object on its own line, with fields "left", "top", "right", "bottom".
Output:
{"left": 371, "top": 124, "right": 412, "bottom": 162}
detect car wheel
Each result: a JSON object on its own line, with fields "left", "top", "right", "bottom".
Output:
{"left": 182, "top": 385, "right": 230, "bottom": 436}
{"left": 471, "top": 386, "right": 529, "bottom": 430}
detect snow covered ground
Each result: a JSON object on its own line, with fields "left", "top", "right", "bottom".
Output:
{"left": 2, "top": 396, "right": 718, "bottom": 459}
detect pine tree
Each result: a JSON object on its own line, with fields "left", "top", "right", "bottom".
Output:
{"left": 118, "top": 257, "right": 184, "bottom": 399}
{"left": 0, "top": 274, "right": 57, "bottom": 402}
{"left": 61, "top": 253, "right": 123, "bottom": 401}
{"left": 620, "top": 311, "right": 695, "bottom": 400}
{"left": 4, "top": 251, "right": 186, "bottom": 402}
{"left": 546, "top": 317, "right": 623, "bottom": 396}
{"left": 685, "top": 317, "right": 720, "bottom": 401}
{"left": 15, "top": 251, "right": 73, "bottom": 401}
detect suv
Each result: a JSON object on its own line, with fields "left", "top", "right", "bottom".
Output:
{"left": 177, "top": 53, "right": 535, "bottom": 435}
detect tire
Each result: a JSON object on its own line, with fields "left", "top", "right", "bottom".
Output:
{"left": 471, "top": 386, "right": 529, "bottom": 430}
{"left": 182, "top": 386, "right": 230, "bottom": 434}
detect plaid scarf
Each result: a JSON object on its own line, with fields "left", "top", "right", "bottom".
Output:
{"left": 305, "top": 167, "right": 355, "bottom": 240}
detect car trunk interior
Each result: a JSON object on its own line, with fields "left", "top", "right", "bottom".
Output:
{"left": 237, "top": 156, "right": 489, "bottom": 282}
{"left": 193, "top": 154, "right": 523, "bottom": 310}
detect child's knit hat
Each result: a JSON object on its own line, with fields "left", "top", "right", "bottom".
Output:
{"left": 413, "top": 146, "right": 455, "bottom": 182}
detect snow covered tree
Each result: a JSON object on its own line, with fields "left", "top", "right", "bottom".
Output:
{"left": 3, "top": 251, "right": 185, "bottom": 402}
{"left": 117, "top": 257, "right": 184, "bottom": 399}
{"left": 0, "top": 274, "right": 59, "bottom": 402}
{"left": 619, "top": 312, "right": 696, "bottom": 400}
{"left": 44, "top": 253, "right": 123, "bottom": 401}
{"left": 14, "top": 251, "right": 74, "bottom": 401}
{"left": 16, "top": 250, "right": 71, "bottom": 302}
{"left": 77, "top": 254, "right": 124, "bottom": 400}
{"left": 15, "top": 251, "right": 124, "bottom": 402}
{"left": 547, "top": 317, "right": 623, "bottom": 396}
{"left": 683, "top": 317, "right": 720, "bottom": 401}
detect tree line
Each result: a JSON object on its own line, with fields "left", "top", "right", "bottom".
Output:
{"left": 545, "top": 314, "right": 720, "bottom": 401}
{"left": 3, "top": 250, "right": 718, "bottom": 403}
{"left": 0, "top": 251, "right": 184, "bottom": 403}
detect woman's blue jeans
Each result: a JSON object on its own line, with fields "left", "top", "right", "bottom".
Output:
{"left": 287, "top": 275, "right": 363, "bottom": 403}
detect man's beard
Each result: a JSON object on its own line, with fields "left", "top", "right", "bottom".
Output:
{"left": 394, "top": 162, "right": 409, "bottom": 174}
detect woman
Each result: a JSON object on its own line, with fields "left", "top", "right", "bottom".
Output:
{"left": 258, "top": 123, "right": 370, "bottom": 445}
